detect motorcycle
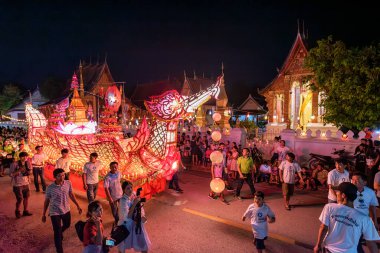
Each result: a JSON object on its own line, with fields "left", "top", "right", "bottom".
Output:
{"left": 308, "top": 148, "right": 355, "bottom": 171}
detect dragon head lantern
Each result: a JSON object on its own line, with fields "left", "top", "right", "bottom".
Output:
{"left": 145, "top": 75, "right": 222, "bottom": 121}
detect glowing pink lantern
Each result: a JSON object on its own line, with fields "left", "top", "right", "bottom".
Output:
{"left": 105, "top": 85, "right": 122, "bottom": 112}
{"left": 210, "top": 178, "right": 225, "bottom": 193}
{"left": 212, "top": 112, "right": 221, "bottom": 122}
{"left": 210, "top": 151, "right": 223, "bottom": 164}
{"left": 211, "top": 130, "right": 222, "bottom": 142}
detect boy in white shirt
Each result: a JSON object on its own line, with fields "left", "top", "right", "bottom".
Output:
{"left": 279, "top": 152, "right": 303, "bottom": 210}
{"left": 314, "top": 182, "right": 379, "bottom": 253}
{"left": 327, "top": 159, "right": 350, "bottom": 203}
{"left": 31, "top": 145, "right": 48, "bottom": 192}
{"left": 242, "top": 191, "right": 275, "bottom": 253}
{"left": 351, "top": 172, "right": 379, "bottom": 253}
{"left": 82, "top": 152, "right": 102, "bottom": 203}
{"left": 55, "top": 148, "right": 71, "bottom": 180}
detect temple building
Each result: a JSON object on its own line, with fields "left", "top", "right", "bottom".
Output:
{"left": 259, "top": 30, "right": 337, "bottom": 137}
{"left": 39, "top": 60, "right": 134, "bottom": 127}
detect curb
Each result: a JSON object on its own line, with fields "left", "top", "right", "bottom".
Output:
{"left": 182, "top": 207, "right": 314, "bottom": 250}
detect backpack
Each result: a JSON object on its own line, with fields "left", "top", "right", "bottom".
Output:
{"left": 75, "top": 220, "right": 86, "bottom": 242}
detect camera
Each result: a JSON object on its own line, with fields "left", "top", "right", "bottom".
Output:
{"left": 105, "top": 239, "right": 115, "bottom": 246}
{"left": 136, "top": 188, "right": 146, "bottom": 202}
{"left": 136, "top": 187, "right": 142, "bottom": 196}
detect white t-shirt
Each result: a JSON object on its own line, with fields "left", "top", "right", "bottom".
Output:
{"left": 243, "top": 203, "right": 275, "bottom": 239}
{"left": 327, "top": 169, "right": 350, "bottom": 201}
{"left": 103, "top": 171, "right": 123, "bottom": 201}
{"left": 83, "top": 161, "right": 102, "bottom": 184}
{"left": 353, "top": 186, "right": 379, "bottom": 216}
{"left": 374, "top": 171, "right": 380, "bottom": 198}
{"left": 276, "top": 146, "right": 290, "bottom": 161}
{"left": 259, "top": 164, "right": 271, "bottom": 174}
{"left": 55, "top": 157, "right": 71, "bottom": 173}
{"left": 32, "top": 153, "right": 47, "bottom": 166}
{"left": 279, "top": 160, "right": 301, "bottom": 184}
{"left": 319, "top": 203, "right": 380, "bottom": 253}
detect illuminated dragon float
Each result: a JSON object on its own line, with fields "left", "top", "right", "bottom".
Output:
{"left": 26, "top": 76, "right": 221, "bottom": 195}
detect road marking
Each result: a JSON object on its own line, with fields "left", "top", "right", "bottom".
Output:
{"left": 182, "top": 207, "right": 296, "bottom": 245}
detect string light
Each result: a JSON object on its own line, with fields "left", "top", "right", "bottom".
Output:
{"left": 1, "top": 115, "right": 27, "bottom": 122}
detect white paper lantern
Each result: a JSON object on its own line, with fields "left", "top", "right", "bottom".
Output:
{"left": 211, "top": 131, "right": 222, "bottom": 141}
{"left": 210, "top": 151, "right": 223, "bottom": 164}
{"left": 212, "top": 112, "right": 221, "bottom": 122}
{"left": 210, "top": 178, "right": 225, "bottom": 193}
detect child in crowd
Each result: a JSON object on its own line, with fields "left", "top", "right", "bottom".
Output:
{"left": 270, "top": 160, "right": 280, "bottom": 185}
{"left": 184, "top": 140, "right": 191, "bottom": 157}
{"left": 298, "top": 167, "right": 311, "bottom": 190}
{"left": 242, "top": 191, "right": 275, "bottom": 253}
{"left": 259, "top": 160, "right": 272, "bottom": 183}
{"left": 83, "top": 201, "right": 104, "bottom": 253}
{"left": 209, "top": 162, "right": 229, "bottom": 205}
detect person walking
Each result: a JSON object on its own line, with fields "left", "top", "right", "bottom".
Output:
{"left": 242, "top": 191, "right": 275, "bottom": 253}
{"left": 235, "top": 148, "right": 256, "bottom": 200}
{"left": 327, "top": 159, "right": 350, "bottom": 203}
{"left": 118, "top": 181, "right": 151, "bottom": 253}
{"left": 55, "top": 149, "right": 71, "bottom": 180}
{"left": 32, "top": 145, "right": 47, "bottom": 192}
{"left": 82, "top": 152, "right": 102, "bottom": 203}
{"left": 83, "top": 201, "right": 104, "bottom": 253}
{"left": 9, "top": 151, "right": 33, "bottom": 218}
{"left": 351, "top": 172, "right": 379, "bottom": 253}
{"left": 314, "top": 182, "right": 379, "bottom": 253}
{"left": 104, "top": 161, "right": 123, "bottom": 224}
{"left": 279, "top": 152, "right": 303, "bottom": 210}
{"left": 42, "top": 168, "right": 82, "bottom": 253}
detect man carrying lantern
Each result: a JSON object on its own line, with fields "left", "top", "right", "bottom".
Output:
{"left": 235, "top": 148, "right": 256, "bottom": 200}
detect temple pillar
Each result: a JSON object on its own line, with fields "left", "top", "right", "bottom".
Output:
{"left": 283, "top": 77, "right": 291, "bottom": 128}
{"left": 311, "top": 91, "right": 319, "bottom": 123}
{"left": 266, "top": 91, "right": 275, "bottom": 123}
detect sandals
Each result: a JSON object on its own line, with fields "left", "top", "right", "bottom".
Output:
{"left": 285, "top": 205, "right": 291, "bottom": 211}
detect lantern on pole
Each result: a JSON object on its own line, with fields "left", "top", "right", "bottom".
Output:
{"left": 210, "top": 151, "right": 223, "bottom": 164}
{"left": 210, "top": 178, "right": 225, "bottom": 193}
{"left": 211, "top": 130, "right": 222, "bottom": 142}
{"left": 212, "top": 112, "right": 221, "bottom": 122}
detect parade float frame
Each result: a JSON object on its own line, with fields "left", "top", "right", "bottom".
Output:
{"left": 26, "top": 76, "right": 222, "bottom": 199}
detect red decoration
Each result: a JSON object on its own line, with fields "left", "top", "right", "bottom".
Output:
{"left": 105, "top": 85, "right": 122, "bottom": 112}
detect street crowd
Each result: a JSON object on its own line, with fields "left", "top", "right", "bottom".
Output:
{"left": 189, "top": 131, "right": 380, "bottom": 253}
{"left": 1, "top": 126, "right": 380, "bottom": 253}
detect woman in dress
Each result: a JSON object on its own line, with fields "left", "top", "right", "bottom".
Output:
{"left": 118, "top": 181, "right": 151, "bottom": 253}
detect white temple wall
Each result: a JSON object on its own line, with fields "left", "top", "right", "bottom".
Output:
{"left": 254, "top": 129, "right": 380, "bottom": 167}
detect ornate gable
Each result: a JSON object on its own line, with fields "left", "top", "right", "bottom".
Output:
{"left": 238, "top": 94, "right": 264, "bottom": 111}
{"left": 280, "top": 33, "right": 308, "bottom": 75}
{"left": 260, "top": 32, "right": 308, "bottom": 95}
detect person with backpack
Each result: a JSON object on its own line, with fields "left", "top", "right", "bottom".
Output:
{"left": 83, "top": 201, "right": 104, "bottom": 253}
{"left": 42, "top": 168, "right": 82, "bottom": 253}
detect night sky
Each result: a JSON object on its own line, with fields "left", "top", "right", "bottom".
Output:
{"left": 0, "top": 1, "right": 378, "bottom": 104}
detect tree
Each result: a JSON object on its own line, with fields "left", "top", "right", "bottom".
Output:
{"left": 304, "top": 36, "right": 380, "bottom": 129}
{"left": 239, "top": 119, "right": 257, "bottom": 140}
{"left": 40, "top": 76, "right": 68, "bottom": 100}
{"left": 0, "top": 83, "right": 23, "bottom": 115}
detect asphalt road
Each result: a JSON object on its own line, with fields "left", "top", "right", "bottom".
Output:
{"left": 0, "top": 168, "right": 374, "bottom": 253}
